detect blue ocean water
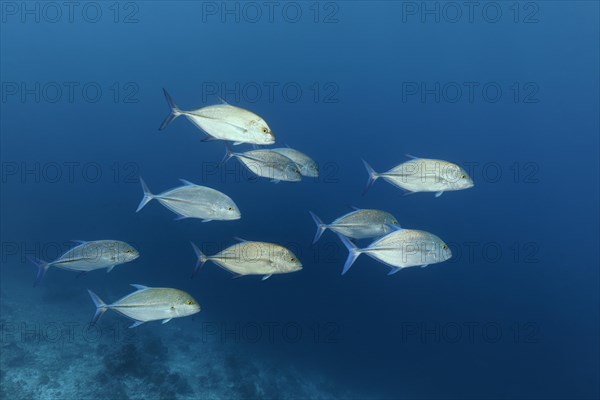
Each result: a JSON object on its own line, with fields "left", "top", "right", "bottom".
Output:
{"left": 1, "top": 1, "right": 599, "bottom": 399}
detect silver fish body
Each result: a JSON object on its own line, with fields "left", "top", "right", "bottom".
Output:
{"left": 338, "top": 229, "right": 452, "bottom": 275}
{"left": 270, "top": 148, "right": 319, "bottom": 178}
{"left": 191, "top": 239, "right": 302, "bottom": 280}
{"left": 88, "top": 285, "right": 200, "bottom": 328}
{"left": 160, "top": 89, "right": 275, "bottom": 145}
{"left": 225, "top": 148, "right": 302, "bottom": 182}
{"left": 28, "top": 240, "right": 139, "bottom": 286}
{"left": 363, "top": 157, "right": 474, "bottom": 197}
{"left": 136, "top": 178, "right": 241, "bottom": 222}
{"left": 309, "top": 209, "right": 400, "bottom": 243}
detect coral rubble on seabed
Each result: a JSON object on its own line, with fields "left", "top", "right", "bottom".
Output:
{"left": 0, "top": 286, "right": 348, "bottom": 400}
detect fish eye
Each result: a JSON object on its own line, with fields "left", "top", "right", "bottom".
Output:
{"left": 186, "top": 301, "right": 194, "bottom": 305}
{"left": 442, "top": 245, "right": 448, "bottom": 250}
{"left": 228, "top": 207, "right": 233, "bottom": 211}
{"left": 290, "top": 257, "right": 296, "bottom": 262}
{"left": 392, "top": 220, "right": 398, "bottom": 225}
{"left": 461, "top": 175, "right": 466, "bottom": 179}
{"left": 170, "top": 306, "right": 175, "bottom": 310}
{"left": 262, "top": 128, "right": 269, "bottom": 134}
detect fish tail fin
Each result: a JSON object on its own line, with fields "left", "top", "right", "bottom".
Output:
{"left": 159, "top": 88, "right": 182, "bottom": 130}
{"left": 27, "top": 256, "right": 50, "bottom": 287}
{"left": 87, "top": 289, "right": 109, "bottom": 325}
{"left": 336, "top": 234, "right": 362, "bottom": 275}
{"left": 190, "top": 242, "right": 208, "bottom": 278}
{"left": 308, "top": 211, "right": 327, "bottom": 244}
{"left": 362, "top": 159, "right": 379, "bottom": 195}
{"left": 220, "top": 144, "right": 235, "bottom": 166}
{"left": 136, "top": 177, "right": 154, "bottom": 212}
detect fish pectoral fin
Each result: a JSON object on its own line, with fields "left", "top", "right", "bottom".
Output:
{"left": 420, "top": 264, "right": 429, "bottom": 268}
{"left": 53, "top": 257, "right": 93, "bottom": 266}
{"left": 174, "top": 215, "right": 188, "bottom": 221}
{"left": 261, "top": 275, "right": 272, "bottom": 281}
{"left": 129, "top": 321, "right": 145, "bottom": 328}
{"left": 201, "top": 219, "right": 213, "bottom": 223}
{"left": 233, "top": 141, "right": 243, "bottom": 146}
{"left": 230, "top": 274, "right": 244, "bottom": 280}
{"left": 162, "top": 318, "right": 172, "bottom": 324}
{"left": 201, "top": 135, "right": 218, "bottom": 142}
{"left": 106, "top": 265, "right": 115, "bottom": 273}
{"left": 387, "top": 267, "right": 402, "bottom": 275}
{"left": 435, "top": 191, "right": 444, "bottom": 198}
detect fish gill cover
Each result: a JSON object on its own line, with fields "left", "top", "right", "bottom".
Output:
{"left": 0, "top": 1, "right": 599, "bottom": 400}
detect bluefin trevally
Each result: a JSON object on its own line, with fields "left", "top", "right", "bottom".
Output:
{"left": 190, "top": 238, "right": 302, "bottom": 280}
{"left": 309, "top": 208, "right": 400, "bottom": 243}
{"left": 363, "top": 155, "right": 474, "bottom": 197}
{"left": 136, "top": 178, "right": 241, "bottom": 222}
{"left": 88, "top": 284, "right": 200, "bottom": 328}
{"left": 27, "top": 240, "right": 139, "bottom": 286}
{"left": 222, "top": 148, "right": 302, "bottom": 183}
{"left": 159, "top": 89, "right": 275, "bottom": 145}
{"left": 337, "top": 228, "right": 452, "bottom": 275}
{"left": 270, "top": 147, "right": 319, "bottom": 178}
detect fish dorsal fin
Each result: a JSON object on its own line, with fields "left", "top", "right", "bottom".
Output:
{"left": 349, "top": 205, "right": 362, "bottom": 211}
{"left": 262, "top": 275, "right": 272, "bottom": 281}
{"left": 385, "top": 223, "right": 404, "bottom": 232}
{"left": 405, "top": 153, "right": 421, "bottom": 160}
{"left": 130, "top": 284, "right": 149, "bottom": 291}
{"left": 232, "top": 236, "right": 250, "bottom": 243}
{"left": 217, "top": 96, "right": 231, "bottom": 106}
{"left": 178, "top": 179, "right": 196, "bottom": 186}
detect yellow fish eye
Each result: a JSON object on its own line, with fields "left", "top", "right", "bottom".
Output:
{"left": 461, "top": 175, "right": 466, "bottom": 179}
{"left": 442, "top": 245, "right": 448, "bottom": 250}
{"left": 262, "top": 128, "right": 269, "bottom": 134}
{"left": 186, "top": 301, "right": 194, "bottom": 305}
{"left": 290, "top": 257, "right": 296, "bottom": 262}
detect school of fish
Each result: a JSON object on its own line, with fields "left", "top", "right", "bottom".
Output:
{"left": 29, "top": 89, "right": 474, "bottom": 328}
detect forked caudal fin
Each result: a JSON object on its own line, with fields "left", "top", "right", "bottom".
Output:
{"left": 159, "top": 89, "right": 183, "bottom": 131}
{"left": 308, "top": 211, "right": 327, "bottom": 244}
{"left": 27, "top": 256, "right": 50, "bottom": 287}
{"left": 336, "top": 234, "right": 362, "bottom": 275}
{"left": 190, "top": 242, "right": 208, "bottom": 278}
{"left": 362, "top": 159, "right": 379, "bottom": 195}
{"left": 136, "top": 177, "right": 154, "bottom": 212}
{"left": 87, "top": 289, "right": 109, "bottom": 325}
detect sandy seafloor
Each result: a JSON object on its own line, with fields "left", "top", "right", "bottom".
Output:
{"left": 0, "top": 280, "right": 361, "bottom": 400}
